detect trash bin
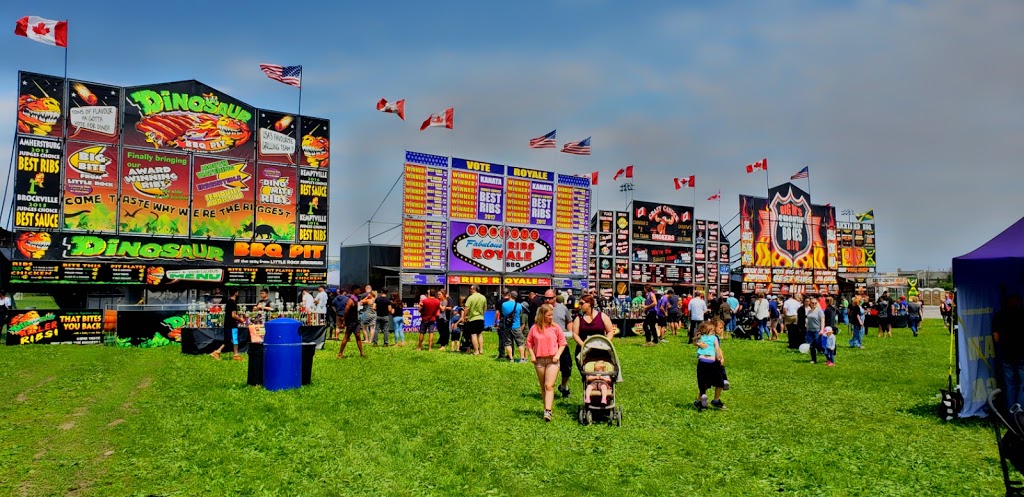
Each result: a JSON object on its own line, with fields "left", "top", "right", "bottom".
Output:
{"left": 247, "top": 342, "right": 264, "bottom": 386}
{"left": 264, "top": 318, "right": 302, "bottom": 391}
{"left": 301, "top": 342, "right": 316, "bottom": 385}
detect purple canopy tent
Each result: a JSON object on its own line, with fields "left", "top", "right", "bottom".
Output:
{"left": 953, "top": 216, "right": 1024, "bottom": 418}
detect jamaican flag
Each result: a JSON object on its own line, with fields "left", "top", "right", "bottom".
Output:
{"left": 856, "top": 209, "right": 874, "bottom": 222}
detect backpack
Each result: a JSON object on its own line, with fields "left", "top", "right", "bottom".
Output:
{"left": 720, "top": 301, "right": 732, "bottom": 320}
{"left": 502, "top": 302, "right": 520, "bottom": 330}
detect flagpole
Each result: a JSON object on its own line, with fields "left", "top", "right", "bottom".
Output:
{"left": 692, "top": 183, "right": 696, "bottom": 217}
{"left": 297, "top": 66, "right": 303, "bottom": 118}
{"left": 806, "top": 167, "right": 812, "bottom": 200}
{"left": 552, "top": 129, "right": 559, "bottom": 178}
{"left": 717, "top": 192, "right": 721, "bottom": 230}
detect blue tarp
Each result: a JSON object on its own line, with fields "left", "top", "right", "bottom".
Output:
{"left": 952, "top": 217, "right": 1024, "bottom": 417}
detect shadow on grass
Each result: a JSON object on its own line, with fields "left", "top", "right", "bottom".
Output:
{"left": 900, "top": 400, "right": 994, "bottom": 428}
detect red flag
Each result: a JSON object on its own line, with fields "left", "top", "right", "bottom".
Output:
{"left": 14, "top": 16, "right": 67, "bottom": 47}
{"left": 591, "top": 171, "right": 599, "bottom": 185}
{"left": 707, "top": 191, "right": 721, "bottom": 201}
{"left": 745, "top": 158, "right": 767, "bottom": 173}
{"left": 420, "top": 108, "right": 453, "bottom": 131}
{"left": 613, "top": 165, "right": 634, "bottom": 180}
{"left": 377, "top": 98, "right": 405, "bottom": 120}
{"left": 673, "top": 175, "right": 695, "bottom": 190}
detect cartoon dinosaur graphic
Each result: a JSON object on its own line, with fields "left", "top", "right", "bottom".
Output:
{"left": 253, "top": 224, "right": 280, "bottom": 240}
{"left": 18, "top": 93, "right": 60, "bottom": 135}
{"left": 122, "top": 206, "right": 146, "bottom": 219}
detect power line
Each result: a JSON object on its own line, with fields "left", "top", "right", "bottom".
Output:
{"left": 369, "top": 172, "right": 404, "bottom": 223}
{"left": 340, "top": 220, "right": 369, "bottom": 246}
{"left": 369, "top": 223, "right": 401, "bottom": 241}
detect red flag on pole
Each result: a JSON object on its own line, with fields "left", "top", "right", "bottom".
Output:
{"left": 673, "top": 175, "right": 695, "bottom": 190}
{"left": 14, "top": 16, "right": 67, "bottom": 47}
{"left": 376, "top": 98, "right": 405, "bottom": 120}
{"left": 613, "top": 165, "right": 634, "bottom": 180}
{"left": 591, "top": 171, "right": 599, "bottom": 185}
{"left": 745, "top": 158, "right": 767, "bottom": 173}
{"left": 420, "top": 108, "right": 453, "bottom": 130}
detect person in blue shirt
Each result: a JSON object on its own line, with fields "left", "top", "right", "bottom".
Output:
{"left": 692, "top": 320, "right": 726, "bottom": 411}
{"left": 497, "top": 291, "right": 527, "bottom": 362}
{"left": 726, "top": 292, "right": 741, "bottom": 332}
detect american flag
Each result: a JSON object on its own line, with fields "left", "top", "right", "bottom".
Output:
{"left": 259, "top": 64, "right": 302, "bottom": 88}
{"left": 529, "top": 130, "right": 557, "bottom": 149}
{"left": 790, "top": 166, "right": 809, "bottom": 180}
{"left": 561, "top": 137, "right": 591, "bottom": 155}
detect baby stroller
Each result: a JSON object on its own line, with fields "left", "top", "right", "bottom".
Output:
{"left": 576, "top": 335, "right": 622, "bottom": 426}
{"left": 989, "top": 389, "right": 1024, "bottom": 496}
{"left": 732, "top": 308, "right": 758, "bottom": 340}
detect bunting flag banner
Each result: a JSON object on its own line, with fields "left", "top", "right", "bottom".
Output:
{"left": 420, "top": 108, "right": 454, "bottom": 131}
{"left": 14, "top": 16, "right": 67, "bottom": 47}
{"left": 673, "top": 175, "right": 695, "bottom": 190}
{"left": 856, "top": 209, "right": 875, "bottom": 222}
{"left": 561, "top": 137, "right": 591, "bottom": 155}
{"left": 529, "top": 129, "right": 557, "bottom": 149}
{"left": 591, "top": 171, "right": 599, "bottom": 185}
{"left": 613, "top": 165, "right": 633, "bottom": 181}
{"left": 790, "top": 166, "right": 809, "bottom": 180}
{"left": 259, "top": 64, "right": 302, "bottom": 88}
{"left": 707, "top": 191, "right": 721, "bottom": 201}
{"left": 745, "top": 158, "right": 767, "bottom": 173}
{"left": 376, "top": 98, "right": 405, "bottom": 120}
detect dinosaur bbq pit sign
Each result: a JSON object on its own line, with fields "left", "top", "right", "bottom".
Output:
{"left": 449, "top": 222, "right": 553, "bottom": 274}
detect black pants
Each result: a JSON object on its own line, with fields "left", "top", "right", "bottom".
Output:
{"left": 560, "top": 345, "right": 572, "bottom": 383}
{"left": 689, "top": 320, "right": 703, "bottom": 342}
{"left": 643, "top": 312, "right": 659, "bottom": 343}
{"left": 496, "top": 325, "right": 508, "bottom": 358}
{"left": 786, "top": 323, "right": 801, "bottom": 349}
{"left": 436, "top": 318, "right": 450, "bottom": 347}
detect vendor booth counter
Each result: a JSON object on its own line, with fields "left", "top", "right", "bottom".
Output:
{"left": 113, "top": 304, "right": 327, "bottom": 352}
{"left": 181, "top": 325, "right": 326, "bottom": 354}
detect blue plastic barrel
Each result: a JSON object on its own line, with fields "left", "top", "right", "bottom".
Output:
{"left": 263, "top": 318, "right": 302, "bottom": 391}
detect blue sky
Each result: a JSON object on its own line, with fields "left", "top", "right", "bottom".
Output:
{"left": 2, "top": 0, "right": 1022, "bottom": 271}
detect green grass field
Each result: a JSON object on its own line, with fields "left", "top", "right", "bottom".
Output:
{"left": 0, "top": 319, "right": 1007, "bottom": 496}
{"left": 11, "top": 294, "right": 58, "bottom": 310}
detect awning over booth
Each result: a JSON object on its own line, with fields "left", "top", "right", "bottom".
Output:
{"left": 953, "top": 216, "right": 1024, "bottom": 417}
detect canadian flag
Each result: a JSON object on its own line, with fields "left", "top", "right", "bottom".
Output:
{"left": 613, "top": 165, "right": 634, "bottom": 181}
{"left": 745, "top": 158, "right": 767, "bottom": 173}
{"left": 14, "top": 16, "right": 67, "bottom": 48}
{"left": 591, "top": 171, "right": 599, "bottom": 186}
{"left": 707, "top": 191, "right": 721, "bottom": 201}
{"left": 673, "top": 175, "right": 695, "bottom": 190}
{"left": 420, "top": 107, "right": 453, "bottom": 131}
{"left": 376, "top": 98, "right": 405, "bottom": 120}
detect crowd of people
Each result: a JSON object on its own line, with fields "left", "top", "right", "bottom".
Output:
{"left": 213, "top": 282, "right": 945, "bottom": 419}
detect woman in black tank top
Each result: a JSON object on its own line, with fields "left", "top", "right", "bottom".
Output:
{"left": 572, "top": 295, "right": 616, "bottom": 362}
